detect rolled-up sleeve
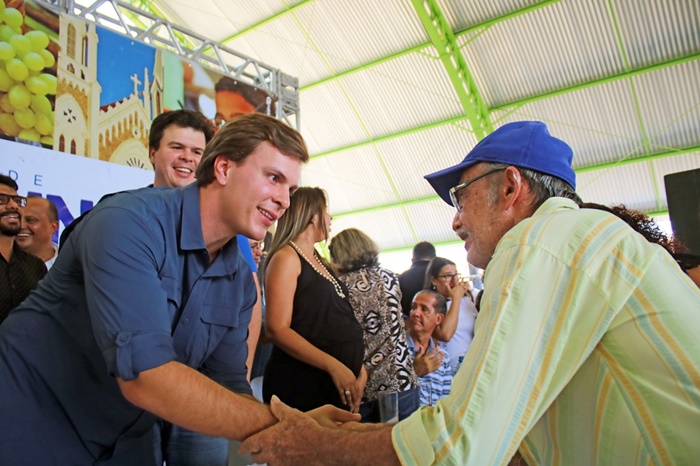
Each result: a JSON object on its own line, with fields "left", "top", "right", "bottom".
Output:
{"left": 76, "top": 205, "right": 177, "bottom": 380}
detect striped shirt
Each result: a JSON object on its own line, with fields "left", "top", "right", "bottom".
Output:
{"left": 393, "top": 198, "right": 700, "bottom": 465}
{"left": 406, "top": 333, "right": 452, "bottom": 406}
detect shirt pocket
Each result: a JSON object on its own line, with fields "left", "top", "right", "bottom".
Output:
{"left": 199, "top": 302, "right": 246, "bottom": 358}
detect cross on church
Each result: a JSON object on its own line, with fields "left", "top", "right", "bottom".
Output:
{"left": 130, "top": 73, "right": 141, "bottom": 96}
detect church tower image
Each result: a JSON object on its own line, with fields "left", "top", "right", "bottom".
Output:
{"left": 54, "top": 15, "right": 164, "bottom": 170}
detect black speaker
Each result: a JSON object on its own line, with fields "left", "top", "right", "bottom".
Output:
{"left": 664, "top": 168, "right": 700, "bottom": 255}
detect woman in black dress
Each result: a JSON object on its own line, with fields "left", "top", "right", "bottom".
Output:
{"left": 263, "top": 187, "right": 366, "bottom": 412}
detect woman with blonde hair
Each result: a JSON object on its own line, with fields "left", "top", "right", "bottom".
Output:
{"left": 329, "top": 228, "right": 419, "bottom": 422}
{"left": 263, "top": 187, "right": 366, "bottom": 412}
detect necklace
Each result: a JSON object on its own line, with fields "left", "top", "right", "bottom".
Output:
{"left": 289, "top": 241, "right": 346, "bottom": 298}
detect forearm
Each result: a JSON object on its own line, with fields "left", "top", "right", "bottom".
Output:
{"left": 118, "top": 360, "right": 275, "bottom": 440}
{"left": 433, "top": 299, "right": 460, "bottom": 341}
{"left": 323, "top": 424, "right": 400, "bottom": 466}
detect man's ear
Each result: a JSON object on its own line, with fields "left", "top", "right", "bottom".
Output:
{"left": 435, "top": 313, "right": 444, "bottom": 325}
{"left": 149, "top": 147, "right": 156, "bottom": 166}
{"left": 502, "top": 166, "right": 524, "bottom": 210}
{"left": 50, "top": 221, "right": 59, "bottom": 235}
{"left": 213, "top": 156, "right": 232, "bottom": 185}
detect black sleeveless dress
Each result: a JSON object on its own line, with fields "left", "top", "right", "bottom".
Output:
{"left": 263, "top": 251, "right": 364, "bottom": 411}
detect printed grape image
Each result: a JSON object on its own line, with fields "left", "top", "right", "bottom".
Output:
{"left": 0, "top": 1, "right": 56, "bottom": 144}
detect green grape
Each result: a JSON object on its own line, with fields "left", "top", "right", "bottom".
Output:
{"left": 0, "top": 112, "right": 20, "bottom": 136}
{"left": 0, "top": 92, "right": 14, "bottom": 113}
{"left": 14, "top": 107, "right": 35, "bottom": 129}
{"left": 9, "top": 34, "right": 31, "bottom": 56}
{"left": 30, "top": 94, "right": 52, "bottom": 115}
{"left": 22, "top": 51, "right": 45, "bottom": 71}
{"left": 0, "top": 26, "right": 13, "bottom": 42}
{"left": 34, "top": 112, "right": 53, "bottom": 135}
{"left": 18, "top": 128, "right": 41, "bottom": 142}
{"left": 3, "top": 8, "right": 24, "bottom": 29}
{"left": 38, "top": 73, "right": 56, "bottom": 95}
{"left": 25, "top": 30, "right": 50, "bottom": 52}
{"left": 8, "top": 83, "right": 31, "bottom": 109}
{"left": 25, "top": 75, "right": 47, "bottom": 95}
{"left": 0, "top": 68, "right": 15, "bottom": 92}
{"left": 40, "top": 135, "right": 53, "bottom": 146}
{"left": 38, "top": 49, "right": 55, "bottom": 68}
{"left": 6, "top": 58, "right": 29, "bottom": 81}
{"left": 0, "top": 41, "right": 15, "bottom": 61}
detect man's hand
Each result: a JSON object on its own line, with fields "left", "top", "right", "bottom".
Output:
{"left": 307, "top": 404, "right": 360, "bottom": 428}
{"left": 240, "top": 396, "right": 327, "bottom": 465}
{"left": 413, "top": 344, "right": 444, "bottom": 377}
{"left": 240, "top": 396, "right": 401, "bottom": 466}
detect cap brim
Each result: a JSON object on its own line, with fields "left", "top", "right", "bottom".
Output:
{"left": 424, "top": 159, "right": 479, "bottom": 206}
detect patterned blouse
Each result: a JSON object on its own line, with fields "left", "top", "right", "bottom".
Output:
{"left": 340, "top": 266, "right": 417, "bottom": 401}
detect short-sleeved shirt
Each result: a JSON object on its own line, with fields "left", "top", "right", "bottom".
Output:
{"left": 0, "top": 184, "right": 256, "bottom": 465}
{"left": 406, "top": 333, "right": 452, "bottom": 406}
{"left": 393, "top": 198, "right": 700, "bottom": 465}
{"left": 0, "top": 242, "right": 46, "bottom": 323}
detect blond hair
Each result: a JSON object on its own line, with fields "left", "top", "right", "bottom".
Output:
{"left": 266, "top": 187, "right": 330, "bottom": 266}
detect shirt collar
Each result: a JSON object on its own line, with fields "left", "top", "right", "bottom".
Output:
{"left": 532, "top": 197, "right": 579, "bottom": 218}
{"left": 179, "top": 183, "right": 241, "bottom": 277}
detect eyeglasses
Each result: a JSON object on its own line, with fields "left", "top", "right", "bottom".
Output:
{"left": 250, "top": 242, "right": 264, "bottom": 250}
{"left": 0, "top": 194, "right": 27, "bottom": 207}
{"left": 437, "top": 273, "right": 461, "bottom": 281}
{"left": 449, "top": 168, "right": 506, "bottom": 212}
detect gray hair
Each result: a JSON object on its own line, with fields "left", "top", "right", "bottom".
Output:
{"left": 485, "top": 162, "right": 582, "bottom": 208}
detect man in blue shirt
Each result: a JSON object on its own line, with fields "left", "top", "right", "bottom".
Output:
{"left": 0, "top": 113, "right": 330, "bottom": 464}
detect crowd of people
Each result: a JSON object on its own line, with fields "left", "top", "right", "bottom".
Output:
{"left": 0, "top": 114, "right": 698, "bottom": 466}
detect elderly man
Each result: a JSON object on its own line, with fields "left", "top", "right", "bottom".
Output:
{"left": 16, "top": 196, "right": 59, "bottom": 269}
{"left": 0, "top": 176, "right": 46, "bottom": 324}
{"left": 0, "top": 114, "right": 356, "bottom": 465}
{"left": 240, "top": 121, "right": 700, "bottom": 465}
{"left": 406, "top": 290, "right": 452, "bottom": 407}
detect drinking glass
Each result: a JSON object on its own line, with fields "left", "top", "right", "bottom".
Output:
{"left": 378, "top": 391, "right": 399, "bottom": 423}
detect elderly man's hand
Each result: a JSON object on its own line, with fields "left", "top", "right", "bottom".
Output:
{"left": 413, "top": 344, "right": 444, "bottom": 376}
{"left": 240, "top": 396, "right": 335, "bottom": 465}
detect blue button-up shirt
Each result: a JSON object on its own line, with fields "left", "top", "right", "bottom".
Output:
{"left": 0, "top": 184, "right": 255, "bottom": 464}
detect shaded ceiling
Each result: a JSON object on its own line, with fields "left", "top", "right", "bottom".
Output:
{"left": 72, "top": 0, "right": 700, "bottom": 255}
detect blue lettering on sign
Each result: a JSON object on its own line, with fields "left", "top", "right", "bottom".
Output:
{"left": 34, "top": 174, "right": 43, "bottom": 186}
{"left": 7, "top": 170, "right": 19, "bottom": 181}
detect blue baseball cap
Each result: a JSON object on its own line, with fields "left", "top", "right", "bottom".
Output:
{"left": 425, "top": 121, "right": 575, "bottom": 205}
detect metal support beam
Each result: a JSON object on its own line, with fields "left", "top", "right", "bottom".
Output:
{"left": 311, "top": 53, "right": 700, "bottom": 159}
{"left": 302, "top": 0, "right": 559, "bottom": 91}
{"left": 33, "top": 0, "right": 301, "bottom": 129}
{"left": 411, "top": 0, "right": 492, "bottom": 139}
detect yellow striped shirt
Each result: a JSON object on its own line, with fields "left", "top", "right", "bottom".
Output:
{"left": 393, "top": 198, "right": 700, "bottom": 465}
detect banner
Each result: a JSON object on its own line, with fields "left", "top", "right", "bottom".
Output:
{"left": 0, "top": 137, "right": 153, "bottom": 240}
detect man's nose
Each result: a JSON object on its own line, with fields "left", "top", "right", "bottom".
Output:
{"left": 275, "top": 188, "right": 291, "bottom": 210}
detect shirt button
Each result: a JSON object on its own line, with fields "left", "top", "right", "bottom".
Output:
{"left": 116, "top": 334, "right": 129, "bottom": 345}
{"left": 182, "top": 318, "right": 189, "bottom": 325}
